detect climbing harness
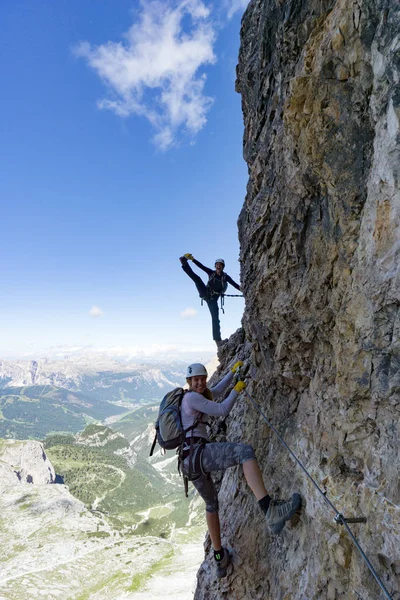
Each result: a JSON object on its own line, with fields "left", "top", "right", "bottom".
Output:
{"left": 241, "top": 381, "right": 394, "bottom": 600}
{"left": 200, "top": 292, "right": 243, "bottom": 314}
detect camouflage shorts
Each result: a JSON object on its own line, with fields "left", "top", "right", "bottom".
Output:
{"left": 183, "top": 442, "right": 256, "bottom": 513}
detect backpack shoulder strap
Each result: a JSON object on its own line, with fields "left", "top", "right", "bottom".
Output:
{"left": 149, "top": 433, "right": 157, "bottom": 457}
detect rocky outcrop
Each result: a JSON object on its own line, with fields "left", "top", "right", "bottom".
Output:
{"left": 195, "top": 1, "right": 399, "bottom": 599}
{"left": 75, "top": 424, "right": 129, "bottom": 449}
{"left": 0, "top": 439, "right": 55, "bottom": 486}
{"left": 0, "top": 439, "right": 203, "bottom": 600}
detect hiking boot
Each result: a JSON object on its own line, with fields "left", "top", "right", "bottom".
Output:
{"left": 215, "top": 339, "right": 228, "bottom": 348}
{"left": 215, "top": 547, "right": 231, "bottom": 578}
{"left": 266, "top": 493, "right": 301, "bottom": 534}
{"left": 179, "top": 256, "right": 188, "bottom": 265}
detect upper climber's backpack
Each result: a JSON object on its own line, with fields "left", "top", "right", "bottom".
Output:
{"left": 150, "top": 388, "right": 195, "bottom": 456}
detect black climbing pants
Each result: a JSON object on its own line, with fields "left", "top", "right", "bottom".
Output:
{"left": 181, "top": 262, "right": 221, "bottom": 341}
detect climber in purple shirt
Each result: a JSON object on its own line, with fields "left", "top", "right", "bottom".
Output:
{"left": 181, "top": 362, "right": 302, "bottom": 579}
{"left": 179, "top": 255, "right": 241, "bottom": 347}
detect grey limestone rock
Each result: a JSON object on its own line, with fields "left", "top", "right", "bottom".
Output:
{"left": 195, "top": 0, "right": 399, "bottom": 598}
{"left": 0, "top": 439, "right": 55, "bottom": 486}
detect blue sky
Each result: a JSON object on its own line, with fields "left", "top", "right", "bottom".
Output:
{"left": 0, "top": 0, "right": 249, "bottom": 362}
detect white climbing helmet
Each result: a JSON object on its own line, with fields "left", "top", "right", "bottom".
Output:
{"left": 215, "top": 258, "right": 225, "bottom": 267}
{"left": 186, "top": 363, "right": 208, "bottom": 378}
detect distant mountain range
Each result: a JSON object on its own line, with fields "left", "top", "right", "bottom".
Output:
{"left": 0, "top": 356, "right": 186, "bottom": 400}
{"left": 0, "top": 356, "right": 188, "bottom": 439}
{"left": 0, "top": 355, "right": 218, "bottom": 440}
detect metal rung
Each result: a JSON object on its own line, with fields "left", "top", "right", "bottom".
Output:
{"left": 334, "top": 514, "right": 367, "bottom": 524}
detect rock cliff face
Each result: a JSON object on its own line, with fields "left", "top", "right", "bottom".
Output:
{"left": 195, "top": 1, "right": 399, "bottom": 599}
{"left": 0, "top": 439, "right": 55, "bottom": 486}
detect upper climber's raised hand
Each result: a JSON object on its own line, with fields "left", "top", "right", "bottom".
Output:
{"left": 231, "top": 361, "right": 243, "bottom": 374}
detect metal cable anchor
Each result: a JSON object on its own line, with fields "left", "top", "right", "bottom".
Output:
{"left": 334, "top": 513, "right": 368, "bottom": 525}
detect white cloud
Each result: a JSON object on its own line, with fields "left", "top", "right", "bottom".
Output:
{"left": 180, "top": 307, "right": 198, "bottom": 319}
{"left": 89, "top": 306, "right": 104, "bottom": 318}
{"left": 75, "top": 0, "right": 216, "bottom": 150}
{"left": 224, "top": 0, "right": 249, "bottom": 19}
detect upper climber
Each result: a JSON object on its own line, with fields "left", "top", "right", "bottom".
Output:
{"left": 179, "top": 254, "right": 241, "bottom": 347}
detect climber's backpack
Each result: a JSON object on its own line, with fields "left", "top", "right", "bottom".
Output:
{"left": 150, "top": 388, "right": 200, "bottom": 456}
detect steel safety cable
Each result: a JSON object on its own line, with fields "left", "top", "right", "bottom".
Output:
{"left": 243, "top": 388, "right": 394, "bottom": 600}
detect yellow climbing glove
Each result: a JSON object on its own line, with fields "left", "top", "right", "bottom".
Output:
{"left": 184, "top": 253, "right": 194, "bottom": 260}
{"left": 231, "top": 360, "right": 243, "bottom": 373}
{"left": 234, "top": 380, "right": 246, "bottom": 393}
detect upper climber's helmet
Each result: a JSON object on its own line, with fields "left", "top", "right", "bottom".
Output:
{"left": 215, "top": 258, "right": 225, "bottom": 268}
{"left": 186, "top": 363, "right": 208, "bottom": 378}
